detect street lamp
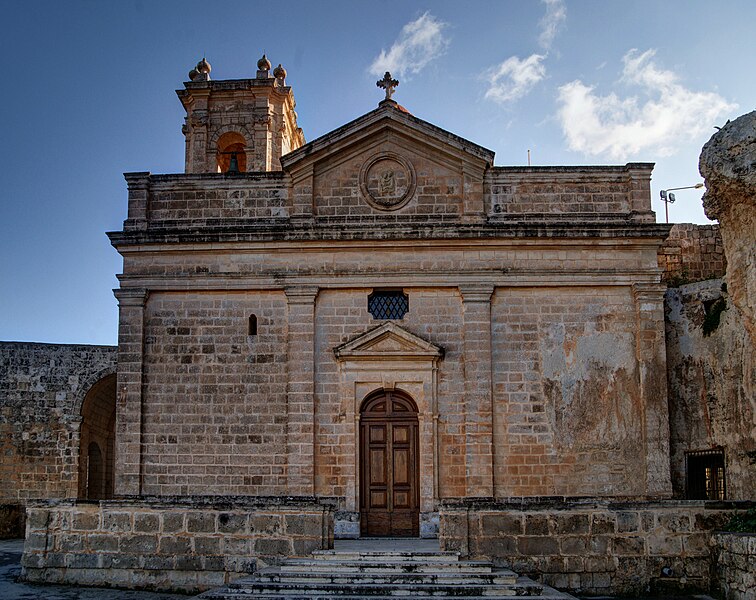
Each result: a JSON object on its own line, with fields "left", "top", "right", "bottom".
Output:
{"left": 659, "top": 183, "right": 704, "bottom": 223}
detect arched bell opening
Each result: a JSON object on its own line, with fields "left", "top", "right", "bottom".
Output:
{"left": 78, "top": 374, "right": 116, "bottom": 500}
{"left": 216, "top": 131, "right": 248, "bottom": 173}
{"left": 359, "top": 388, "right": 419, "bottom": 537}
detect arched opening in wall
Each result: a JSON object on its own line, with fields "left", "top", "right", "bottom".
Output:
{"left": 87, "top": 442, "right": 105, "bottom": 499}
{"left": 78, "top": 374, "right": 116, "bottom": 500}
{"left": 359, "top": 389, "right": 419, "bottom": 537}
{"left": 217, "top": 131, "right": 247, "bottom": 173}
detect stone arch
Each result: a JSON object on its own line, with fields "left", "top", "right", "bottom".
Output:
{"left": 209, "top": 125, "right": 254, "bottom": 173}
{"left": 73, "top": 365, "right": 117, "bottom": 418}
{"left": 78, "top": 373, "right": 116, "bottom": 499}
{"left": 360, "top": 387, "right": 419, "bottom": 414}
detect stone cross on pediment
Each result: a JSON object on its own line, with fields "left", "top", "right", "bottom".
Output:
{"left": 377, "top": 72, "right": 399, "bottom": 101}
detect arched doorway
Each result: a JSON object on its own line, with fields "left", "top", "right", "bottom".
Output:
{"left": 360, "top": 389, "right": 419, "bottom": 537}
{"left": 78, "top": 374, "right": 116, "bottom": 500}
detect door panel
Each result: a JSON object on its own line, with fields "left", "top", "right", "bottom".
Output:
{"left": 360, "top": 391, "right": 419, "bottom": 537}
{"left": 393, "top": 426, "right": 409, "bottom": 444}
{"left": 369, "top": 448, "right": 386, "bottom": 485}
{"left": 393, "top": 449, "right": 409, "bottom": 484}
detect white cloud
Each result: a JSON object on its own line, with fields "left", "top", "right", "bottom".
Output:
{"left": 484, "top": 1, "right": 563, "bottom": 105}
{"left": 485, "top": 54, "right": 546, "bottom": 104}
{"left": 369, "top": 12, "right": 449, "bottom": 78}
{"left": 557, "top": 49, "right": 737, "bottom": 161}
{"left": 538, "top": 0, "right": 566, "bottom": 50}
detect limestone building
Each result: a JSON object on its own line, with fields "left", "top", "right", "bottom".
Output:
{"left": 6, "top": 58, "right": 754, "bottom": 596}
{"left": 109, "top": 57, "right": 673, "bottom": 538}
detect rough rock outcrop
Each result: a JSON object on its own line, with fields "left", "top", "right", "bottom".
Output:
{"left": 699, "top": 110, "right": 756, "bottom": 341}
{"left": 665, "top": 280, "right": 755, "bottom": 499}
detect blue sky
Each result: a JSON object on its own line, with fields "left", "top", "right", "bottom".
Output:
{"left": 1, "top": 0, "right": 753, "bottom": 345}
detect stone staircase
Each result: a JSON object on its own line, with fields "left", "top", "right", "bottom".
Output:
{"left": 198, "top": 540, "right": 576, "bottom": 599}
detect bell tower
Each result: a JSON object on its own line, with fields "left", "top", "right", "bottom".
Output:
{"left": 177, "top": 55, "right": 305, "bottom": 174}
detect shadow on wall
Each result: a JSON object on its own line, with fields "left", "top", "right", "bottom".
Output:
{"left": 78, "top": 374, "right": 116, "bottom": 500}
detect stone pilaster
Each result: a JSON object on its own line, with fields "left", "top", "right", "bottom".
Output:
{"left": 461, "top": 164, "right": 487, "bottom": 223}
{"left": 123, "top": 172, "right": 150, "bottom": 231}
{"left": 112, "top": 287, "right": 148, "bottom": 496}
{"left": 460, "top": 284, "right": 495, "bottom": 497}
{"left": 633, "top": 283, "right": 672, "bottom": 497}
{"left": 626, "top": 162, "right": 656, "bottom": 222}
{"left": 285, "top": 286, "right": 319, "bottom": 495}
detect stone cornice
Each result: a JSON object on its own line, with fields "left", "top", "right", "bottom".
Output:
{"left": 113, "top": 287, "right": 149, "bottom": 307}
{"left": 109, "top": 222, "right": 673, "bottom": 247}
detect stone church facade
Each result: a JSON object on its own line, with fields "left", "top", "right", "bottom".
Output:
{"left": 109, "top": 58, "right": 673, "bottom": 539}
{"left": 4, "top": 59, "right": 753, "bottom": 595}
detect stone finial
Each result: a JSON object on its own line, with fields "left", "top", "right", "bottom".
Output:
{"left": 273, "top": 63, "right": 287, "bottom": 86}
{"left": 189, "top": 57, "right": 211, "bottom": 82}
{"left": 377, "top": 71, "right": 399, "bottom": 101}
{"left": 257, "top": 54, "right": 272, "bottom": 79}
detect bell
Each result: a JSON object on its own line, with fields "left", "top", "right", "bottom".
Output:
{"left": 227, "top": 152, "right": 240, "bottom": 174}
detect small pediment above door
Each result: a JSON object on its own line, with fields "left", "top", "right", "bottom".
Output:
{"left": 334, "top": 322, "right": 443, "bottom": 361}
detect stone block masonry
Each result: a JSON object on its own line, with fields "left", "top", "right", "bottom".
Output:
{"left": 0, "top": 342, "right": 117, "bottom": 516}
{"left": 22, "top": 496, "right": 333, "bottom": 593}
{"left": 658, "top": 223, "right": 726, "bottom": 285}
{"left": 713, "top": 532, "right": 756, "bottom": 600}
{"left": 440, "top": 498, "right": 755, "bottom": 596}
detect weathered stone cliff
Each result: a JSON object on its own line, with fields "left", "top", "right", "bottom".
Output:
{"left": 665, "top": 279, "right": 755, "bottom": 499}
{"left": 699, "top": 110, "right": 756, "bottom": 342}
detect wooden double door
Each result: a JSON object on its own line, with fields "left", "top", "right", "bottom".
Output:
{"left": 359, "top": 390, "right": 419, "bottom": 537}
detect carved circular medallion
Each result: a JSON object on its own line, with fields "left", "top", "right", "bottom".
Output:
{"left": 359, "top": 152, "right": 416, "bottom": 211}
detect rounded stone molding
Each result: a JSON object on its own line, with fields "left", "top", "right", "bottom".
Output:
{"left": 359, "top": 152, "right": 416, "bottom": 211}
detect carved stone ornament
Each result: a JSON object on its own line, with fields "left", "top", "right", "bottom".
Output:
{"left": 359, "top": 152, "right": 416, "bottom": 211}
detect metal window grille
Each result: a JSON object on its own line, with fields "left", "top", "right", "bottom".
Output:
{"left": 368, "top": 291, "right": 409, "bottom": 320}
{"left": 686, "top": 449, "right": 726, "bottom": 500}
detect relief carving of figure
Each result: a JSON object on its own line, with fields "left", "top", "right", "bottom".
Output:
{"left": 379, "top": 170, "right": 396, "bottom": 196}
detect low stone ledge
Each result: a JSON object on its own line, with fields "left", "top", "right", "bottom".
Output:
{"left": 439, "top": 498, "right": 754, "bottom": 596}
{"left": 21, "top": 496, "right": 333, "bottom": 593}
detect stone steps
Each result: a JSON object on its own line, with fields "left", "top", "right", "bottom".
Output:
{"left": 257, "top": 571, "right": 518, "bottom": 585}
{"left": 279, "top": 559, "right": 495, "bottom": 574}
{"left": 197, "top": 546, "right": 575, "bottom": 600}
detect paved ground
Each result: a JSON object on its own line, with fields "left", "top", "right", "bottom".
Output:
{"left": 0, "top": 539, "right": 190, "bottom": 600}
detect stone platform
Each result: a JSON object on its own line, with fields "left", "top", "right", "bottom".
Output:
{"left": 198, "top": 538, "right": 575, "bottom": 599}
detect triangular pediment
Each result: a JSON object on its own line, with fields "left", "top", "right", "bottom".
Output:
{"left": 281, "top": 101, "right": 494, "bottom": 176}
{"left": 334, "top": 322, "right": 444, "bottom": 361}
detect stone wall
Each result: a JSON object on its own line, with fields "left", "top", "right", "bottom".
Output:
{"left": 440, "top": 499, "right": 754, "bottom": 596}
{"left": 0, "top": 342, "right": 117, "bottom": 507}
{"left": 126, "top": 172, "right": 289, "bottom": 226}
{"left": 658, "top": 223, "right": 726, "bottom": 285}
{"left": 122, "top": 166, "right": 657, "bottom": 233}
{"left": 110, "top": 278, "right": 670, "bottom": 508}
{"left": 665, "top": 279, "right": 756, "bottom": 499}
{"left": 22, "top": 496, "right": 333, "bottom": 593}
{"left": 713, "top": 532, "right": 756, "bottom": 600}
{"left": 487, "top": 164, "right": 654, "bottom": 221}
{"left": 139, "top": 290, "right": 289, "bottom": 496}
